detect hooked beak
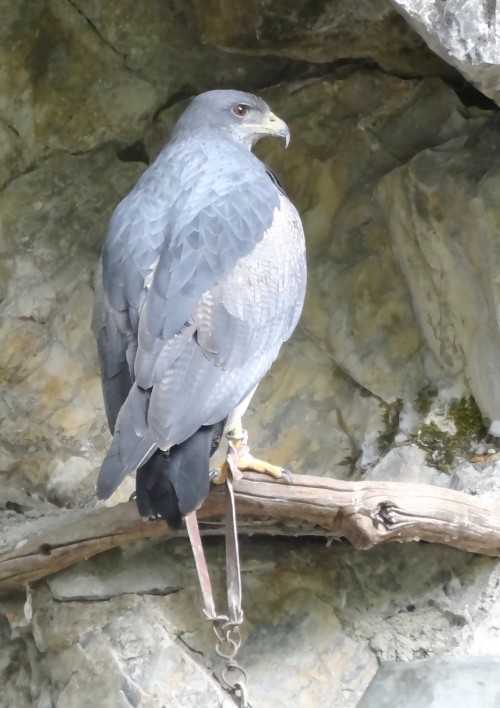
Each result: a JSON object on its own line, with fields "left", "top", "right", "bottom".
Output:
{"left": 246, "top": 111, "right": 290, "bottom": 148}
{"left": 265, "top": 112, "right": 290, "bottom": 148}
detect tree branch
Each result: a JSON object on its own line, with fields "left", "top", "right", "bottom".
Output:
{"left": 1, "top": 473, "right": 500, "bottom": 594}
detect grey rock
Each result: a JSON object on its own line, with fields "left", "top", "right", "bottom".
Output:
{"left": 70, "top": 0, "right": 305, "bottom": 102}
{"left": 1, "top": 0, "right": 452, "bottom": 187}
{"left": 0, "top": 612, "right": 50, "bottom": 708}
{"left": 190, "top": 0, "right": 452, "bottom": 77}
{"left": 363, "top": 445, "right": 450, "bottom": 487}
{"left": 391, "top": 0, "right": 500, "bottom": 104}
{"left": 241, "top": 589, "right": 378, "bottom": 707}
{"left": 3, "top": 538, "right": 500, "bottom": 707}
{"left": 451, "top": 458, "right": 500, "bottom": 496}
{"left": 377, "top": 118, "right": 500, "bottom": 428}
{"left": 151, "top": 539, "right": 500, "bottom": 703}
{"left": 358, "top": 655, "right": 500, "bottom": 708}
{"left": 0, "top": 0, "right": 158, "bottom": 182}
{"left": 47, "top": 547, "right": 182, "bottom": 601}
{"left": 51, "top": 631, "right": 231, "bottom": 708}
{"left": 0, "top": 148, "right": 143, "bottom": 502}
{"left": 29, "top": 586, "right": 233, "bottom": 707}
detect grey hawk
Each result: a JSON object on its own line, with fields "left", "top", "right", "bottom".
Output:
{"left": 92, "top": 90, "right": 306, "bottom": 527}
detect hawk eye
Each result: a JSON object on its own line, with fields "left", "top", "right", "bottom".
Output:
{"left": 232, "top": 104, "right": 250, "bottom": 118}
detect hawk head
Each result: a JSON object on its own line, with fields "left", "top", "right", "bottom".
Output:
{"left": 173, "top": 89, "right": 290, "bottom": 149}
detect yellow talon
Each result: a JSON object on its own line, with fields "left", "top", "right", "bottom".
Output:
{"left": 210, "top": 420, "right": 292, "bottom": 485}
{"left": 236, "top": 453, "right": 286, "bottom": 479}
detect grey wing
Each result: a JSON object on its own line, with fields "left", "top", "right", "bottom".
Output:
{"left": 96, "top": 189, "right": 306, "bottom": 499}
{"left": 92, "top": 261, "right": 134, "bottom": 434}
{"left": 92, "top": 185, "right": 170, "bottom": 434}
{"left": 134, "top": 163, "right": 281, "bottom": 388}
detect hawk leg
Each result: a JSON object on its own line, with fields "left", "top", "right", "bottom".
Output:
{"left": 211, "top": 418, "right": 291, "bottom": 485}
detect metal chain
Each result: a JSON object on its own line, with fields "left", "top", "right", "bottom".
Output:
{"left": 213, "top": 619, "right": 249, "bottom": 707}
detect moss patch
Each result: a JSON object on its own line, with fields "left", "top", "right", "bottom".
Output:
{"left": 448, "top": 396, "right": 488, "bottom": 441}
{"left": 413, "top": 385, "right": 438, "bottom": 416}
{"left": 377, "top": 398, "right": 404, "bottom": 454}
{"left": 411, "top": 421, "right": 456, "bottom": 469}
{"left": 411, "top": 395, "right": 488, "bottom": 470}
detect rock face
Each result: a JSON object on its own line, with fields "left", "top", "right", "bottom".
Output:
{"left": 3, "top": 539, "right": 500, "bottom": 707}
{"left": 191, "top": 0, "right": 452, "bottom": 77}
{"left": 2, "top": 0, "right": 500, "bottom": 706}
{"left": 0, "top": 149, "right": 142, "bottom": 501}
{"left": 378, "top": 119, "right": 500, "bottom": 429}
{"left": 390, "top": 0, "right": 500, "bottom": 104}
{"left": 358, "top": 655, "right": 500, "bottom": 708}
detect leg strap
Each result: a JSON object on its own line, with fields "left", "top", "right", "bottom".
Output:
{"left": 185, "top": 474, "right": 250, "bottom": 707}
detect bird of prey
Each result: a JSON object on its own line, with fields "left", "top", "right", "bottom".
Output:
{"left": 92, "top": 89, "right": 307, "bottom": 528}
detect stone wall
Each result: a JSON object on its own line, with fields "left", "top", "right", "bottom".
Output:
{"left": 2, "top": 1, "right": 500, "bottom": 706}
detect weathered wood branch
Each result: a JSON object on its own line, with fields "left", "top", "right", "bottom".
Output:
{"left": 1, "top": 473, "right": 500, "bottom": 594}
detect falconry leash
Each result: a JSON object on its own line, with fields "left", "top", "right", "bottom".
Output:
{"left": 185, "top": 433, "right": 250, "bottom": 708}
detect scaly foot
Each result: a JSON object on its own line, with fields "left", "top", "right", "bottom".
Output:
{"left": 211, "top": 421, "right": 292, "bottom": 485}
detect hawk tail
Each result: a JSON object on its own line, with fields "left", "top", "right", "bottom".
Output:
{"left": 135, "top": 422, "right": 225, "bottom": 529}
